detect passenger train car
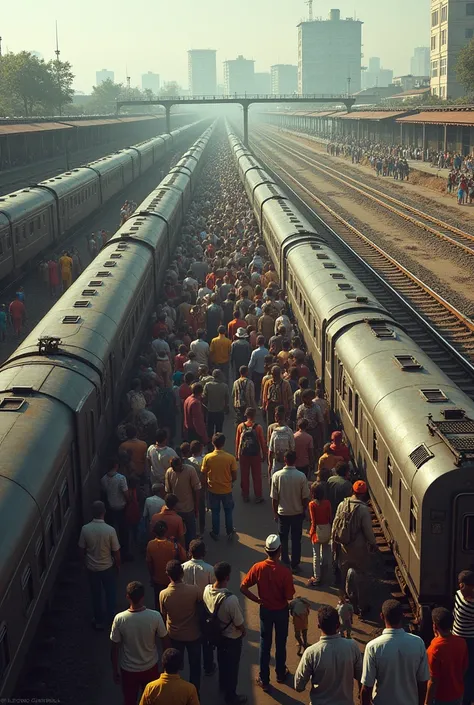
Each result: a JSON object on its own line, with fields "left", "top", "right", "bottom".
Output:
{"left": 0, "top": 120, "right": 208, "bottom": 282}
{"left": 0, "top": 122, "right": 216, "bottom": 697}
{"left": 228, "top": 126, "right": 474, "bottom": 622}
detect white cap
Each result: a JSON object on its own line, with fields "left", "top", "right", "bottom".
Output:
{"left": 265, "top": 534, "right": 281, "bottom": 551}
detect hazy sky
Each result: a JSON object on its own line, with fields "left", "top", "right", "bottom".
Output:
{"left": 3, "top": 0, "right": 431, "bottom": 92}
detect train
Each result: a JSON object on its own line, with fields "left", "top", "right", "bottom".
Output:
{"left": 227, "top": 125, "right": 474, "bottom": 624}
{"left": 0, "top": 119, "right": 208, "bottom": 283}
{"left": 0, "top": 122, "right": 216, "bottom": 696}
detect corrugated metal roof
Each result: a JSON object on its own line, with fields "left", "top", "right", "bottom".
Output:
{"left": 397, "top": 111, "right": 474, "bottom": 125}
{"left": 338, "top": 110, "right": 409, "bottom": 120}
{"left": 0, "top": 115, "right": 161, "bottom": 135}
{"left": 0, "top": 122, "right": 73, "bottom": 135}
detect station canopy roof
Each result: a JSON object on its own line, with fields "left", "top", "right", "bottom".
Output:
{"left": 0, "top": 122, "right": 73, "bottom": 135}
{"left": 336, "top": 110, "right": 411, "bottom": 121}
{"left": 396, "top": 110, "right": 474, "bottom": 126}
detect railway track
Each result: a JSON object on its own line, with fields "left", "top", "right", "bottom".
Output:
{"left": 250, "top": 136, "right": 474, "bottom": 400}
{"left": 256, "top": 128, "right": 474, "bottom": 257}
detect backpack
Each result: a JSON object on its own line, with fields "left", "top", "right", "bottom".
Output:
{"left": 240, "top": 424, "right": 260, "bottom": 457}
{"left": 271, "top": 426, "right": 292, "bottom": 463}
{"left": 202, "top": 593, "right": 232, "bottom": 646}
{"left": 331, "top": 498, "right": 361, "bottom": 546}
{"left": 236, "top": 378, "right": 249, "bottom": 408}
{"left": 268, "top": 380, "right": 283, "bottom": 403}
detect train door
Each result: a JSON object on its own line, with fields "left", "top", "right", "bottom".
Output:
{"left": 453, "top": 493, "right": 474, "bottom": 586}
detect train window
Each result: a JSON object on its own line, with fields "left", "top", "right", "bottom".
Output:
{"left": 61, "top": 480, "right": 70, "bottom": 516}
{"left": 7, "top": 235, "right": 11, "bottom": 250}
{"left": 89, "top": 411, "right": 96, "bottom": 455}
{"left": 348, "top": 388, "right": 353, "bottom": 415}
{"left": 0, "top": 240, "right": 3, "bottom": 257}
{"left": 372, "top": 431, "right": 379, "bottom": 462}
{"left": 29, "top": 221, "right": 34, "bottom": 236}
{"left": 121, "top": 338, "right": 126, "bottom": 361}
{"left": 21, "top": 566, "right": 34, "bottom": 614}
{"left": 0, "top": 623, "right": 9, "bottom": 682}
{"left": 47, "top": 518, "right": 55, "bottom": 555}
{"left": 342, "top": 376, "right": 347, "bottom": 401}
{"left": 398, "top": 480, "right": 403, "bottom": 512}
{"left": 355, "top": 394, "right": 359, "bottom": 428}
{"left": 22, "top": 225, "right": 26, "bottom": 241}
{"left": 14, "top": 227, "right": 19, "bottom": 245}
{"left": 42, "top": 214, "right": 46, "bottom": 227}
{"left": 386, "top": 457, "right": 393, "bottom": 493}
{"left": 463, "top": 516, "right": 474, "bottom": 551}
{"left": 36, "top": 217, "right": 40, "bottom": 230}
{"left": 410, "top": 498, "right": 418, "bottom": 537}
{"left": 35, "top": 537, "right": 46, "bottom": 579}
{"left": 54, "top": 500, "right": 62, "bottom": 534}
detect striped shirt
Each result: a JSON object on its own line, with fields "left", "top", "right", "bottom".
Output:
{"left": 453, "top": 590, "right": 474, "bottom": 638}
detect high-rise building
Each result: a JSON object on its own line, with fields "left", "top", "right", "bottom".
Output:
{"left": 141, "top": 72, "right": 160, "bottom": 94}
{"left": 361, "top": 57, "right": 394, "bottom": 89}
{"left": 96, "top": 69, "right": 114, "bottom": 85}
{"left": 188, "top": 50, "right": 217, "bottom": 95}
{"left": 298, "top": 9, "right": 363, "bottom": 94}
{"left": 223, "top": 55, "right": 255, "bottom": 94}
{"left": 254, "top": 72, "right": 271, "bottom": 94}
{"left": 411, "top": 47, "right": 430, "bottom": 76}
{"left": 430, "top": 0, "right": 474, "bottom": 99}
{"left": 271, "top": 64, "right": 298, "bottom": 94}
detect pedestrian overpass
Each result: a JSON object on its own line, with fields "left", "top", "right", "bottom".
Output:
{"left": 116, "top": 95, "right": 356, "bottom": 145}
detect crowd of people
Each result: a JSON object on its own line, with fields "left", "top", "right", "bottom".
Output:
{"left": 76, "top": 136, "right": 474, "bottom": 705}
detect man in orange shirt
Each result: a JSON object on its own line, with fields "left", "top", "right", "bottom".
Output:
{"left": 9, "top": 295, "right": 26, "bottom": 337}
{"left": 227, "top": 308, "right": 247, "bottom": 341}
{"left": 235, "top": 407, "right": 266, "bottom": 504}
{"left": 150, "top": 494, "right": 186, "bottom": 547}
{"left": 426, "top": 607, "right": 468, "bottom": 705}
{"left": 241, "top": 534, "right": 295, "bottom": 692}
{"left": 119, "top": 424, "right": 147, "bottom": 479}
{"left": 146, "top": 521, "right": 186, "bottom": 608}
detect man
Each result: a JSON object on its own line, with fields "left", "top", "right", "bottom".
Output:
{"left": 235, "top": 407, "right": 266, "bottom": 504}
{"left": 236, "top": 289, "right": 253, "bottom": 318}
{"left": 268, "top": 414, "right": 295, "bottom": 477}
{"left": 295, "top": 605, "right": 362, "bottom": 704}
{"left": 232, "top": 366, "right": 256, "bottom": 425}
{"left": 453, "top": 570, "right": 474, "bottom": 705}
{"left": 361, "top": 600, "right": 429, "bottom": 705}
{"left": 160, "top": 560, "right": 203, "bottom": 696}
{"left": 203, "top": 369, "right": 229, "bottom": 438}
{"left": 248, "top": 335, "right": 269, "bottom": 402}
{"left": 143, "top": 484, "right": 165, "bottom": 533}
{"left": 257, "top": 304, "right": 275, "bottom": 344}
{"left": 297, "top": 389, "right": 324, "bottom": 459}
{"left": 317, "top": 443, "right": 343, "bottom": 482}
{"left": 165, "top": 457, "right": 201, "bottom": 548}
{"left": 326, "top": 462, "right": 353, "bottom": 516}
{"left": 332, "top": 480, "right": 377, "bottom": 615}
{"left": 138, "top": 647, "right": 200, "bottom": 705}
{"left": 9, "top": 294, "right": 26, "bottom": 338}
{"left": 119, "top": 424, "right": 147, "bottom": 479}
{"left": 201, "top": 433, "right": 237, "bottom": 541}
{"left": 152, "top": 330, "right": 171, "bottom": 360}
{"left": 101, "top": 457, "right": 129, "bottom": 558}
{"left": 146, "top": 430, "right": 178, "bottom": 484}
{"left": 205, "top": 294, "right": 224, "bottom": 342}
{"left": 183, "top": 384, "right": 208, "bottom": 446}
{"left": 209, "top": 326, "right": 232, "bottom": 380}
{"left": 204, "top": 562, "right": 247, "bottom": 705}
{"left": 294, "top": 418, "right": 314, "bottom": 478}
{"left": 111, "top": 581, "right": 170, "bottom": 705}
{"left": 271, "top": 450, "right": 309, "bottom": 572}
{"left": 59, "top": 250, "right": 73, "bottom": 290}
{"left": 150, "top": 493, "right": 186, "bottom": 546}
{"left": 241, "top": 534, "right": 294, "bottom": 692}
{"left": 182, "top": 539, "right": 215, "bottom": 591}
{"left": 262, "top": 365, "right": 293, "bottom": 427}
{"left": 230, "top": 328, "right": 251, "bottom": 379}
{"left": 426, "top": 606, "right": 468, "bottom": 705}
{"left": 190, "top": 329, "right": 210, "bottom": 367}
{"left": 146, "top": 521, "right": 186, "bottom": 607}
{"left": 78, "top": 500, "right": 120, "bottom": 630}
{"left": 228, "top": 309, "right": 247, "bottom": 341}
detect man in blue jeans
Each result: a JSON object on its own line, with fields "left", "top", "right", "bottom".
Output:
{"left": 240, "top": 534, "right": 295, "bottom": 692}
{"left": 201, "top": 433, "right": 237, "bottom": 540}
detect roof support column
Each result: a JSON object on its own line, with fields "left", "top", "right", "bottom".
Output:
{"left": 243, "top": 102, "right": 249, "bottom": 147}
{"left": 422, "top": 123, "right": 426, "bottom": 160}
{"left": 444, "top": 123, "right": 447, "bottom": 152}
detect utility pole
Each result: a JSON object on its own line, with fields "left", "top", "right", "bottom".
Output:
{"left": 55, "top": 21, "right": 62, "bottom": 117}
{"left": 347, "top": 76, "right": 352, "bottom": 97}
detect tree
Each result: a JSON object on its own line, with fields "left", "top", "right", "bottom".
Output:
{"left": 160, "top": 81, "right": 182, "bottom": 97}
{"left": 456, "top": 39, "right": 474, "bottom": 96}
{"left": 46, "top": 59, "right": 75, "bottom": 115}
{"left": 89, "top": 78, "right": 124, "bottom": 113}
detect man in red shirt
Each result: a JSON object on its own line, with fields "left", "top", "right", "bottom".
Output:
{"left": 235, "top": 406, "right": 267, "bottom": 504}
{"left": 9, "top": 295, "right": 26, "bottom": 337}
{"left": 240, "top": 534, "right": 294, "bottom": 692}
{"left": 183, "top": 383, "right": 208, "bottom": 446}
{"left": 227, "top": 308, "right": 247, "bottom": 341}
{"left": 426, "top": 606, "right": 468, "bottom": 705}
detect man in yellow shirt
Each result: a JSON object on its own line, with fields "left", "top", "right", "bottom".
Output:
{"left": 209, "top": 325, "right": 232, "bottom": 381}
{"left": 139, "top": 647, "right": 199, "bottom": 705}
{"left": 201, "top": 433, "right": 237, "bottom": 541}
{"left": 59, "top": 251, "right": 73, "bottom": 291}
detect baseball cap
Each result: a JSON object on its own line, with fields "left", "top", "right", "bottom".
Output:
{"left": 265, "top": 534, "right": 281, "bottom": 551}
{"left": 353, "top": 480, "right": 367, "bottom": 495}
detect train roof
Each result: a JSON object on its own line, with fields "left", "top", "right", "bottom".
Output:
{"left": 86, "top": 150, "right": 135, "bottom": 176}
{"left": 37, "top": 167, "right": 97, "bottom": 196}
{"left": 0, "top": 187, "right": 55, "bottom": 220}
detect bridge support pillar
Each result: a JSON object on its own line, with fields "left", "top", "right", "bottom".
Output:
{"left": 165, "top": 105, "right": 172, "bottom": 134}
{"left": 243, "top": 103, "right": 249, "bottom": 147}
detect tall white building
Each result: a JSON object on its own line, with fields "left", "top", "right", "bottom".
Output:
{"left": 223, "top": 55, "right": 255, "bottom": 94}
{"left": 430, "top": 0, "right": 474, "bottom": 99}
{"left": 271, "top": 64, "right": 298, "bottom": 94}
{"left": 298, "top": 9, "right": 363, "bottom": 94}
{"left": 96, "top": 69, "right": 114, "bottom": 85}
{"left": 411, "top": 47, "right": 430, "bottom": 76}
{"left": 142, "top": 72, "right": 160, "bottom": 94}
{"left": 362, "top": 57, "right": 394, "bottom": 89}
{"left": 188, "top": 50, "right": 217, "bottom": 95}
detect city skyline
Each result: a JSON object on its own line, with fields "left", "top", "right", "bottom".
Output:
{"left": 1, "top": 0, "right": 431, "bottom": 93}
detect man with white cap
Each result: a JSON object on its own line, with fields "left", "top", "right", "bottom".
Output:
{"left": 240, "top": 533, "right": 295, "bottom": 693}
{"left": 230, "top": 328, "right": 251, "bottom": 380}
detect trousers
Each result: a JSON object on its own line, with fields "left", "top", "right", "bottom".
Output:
{"left": 87, "top": 567, "right": 117, "bottom": 625}
{"left": 218, "top": 636, "right": 243, "bottom": 702}
{"left": 240, "top": 455, "right": 263, "bottom": 499}
{"left": 170, "top": 638, "right": 201, "bottom": 694}
{"left": 121, "top": 665, "right": 159, "bottom": 705}
{"left": 207, "top": 410, "right": 224, "bottom": 438}
{"left": 178, "top": 509, "right": 196, "bottom": 549}
{"left": 312, "top": 541, "right": 331, "bottom": 580}
{"left": 278, "top": 513, "right": 304, "bottom": 568}
{"left": 259, "top": 606, "right": 289, "bottom": 685}
{"left": 208, "top": 491, "right": 234, "bottom": 536}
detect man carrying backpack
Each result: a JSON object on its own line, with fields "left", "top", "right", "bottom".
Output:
{"left": 235, "top": 407, "right": 267, "bottom": 504}
{"left": 232, "top": 365, "right": 256, "bottom": 425}
{"left": 203, "top": 562, "right": 247, "bottom": 705}
{"left": 331, "top": 481, "right": 378, "bottom": 616}
{"left": 262, "top": 365, "right": 293, "bottom": 427}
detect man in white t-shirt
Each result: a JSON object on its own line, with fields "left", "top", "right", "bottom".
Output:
{"left": 183, "top": 539, "right": 216, "bottom": 677}
{"left": 146, "top": 430, "right": 178, "bottom": 483}
{"left": 203, "top": 561, "right": 247, "bottom": 705}
{"left": 361, "top": 599, "right": 429, "bottom": 705}
{"left": 100, "top": 458, "right": 129, "bottom": 558}
{"left": 190, "top": 329, "right": 210, "bottom": 367}
{"left": 78, "top": 500, "right": 120, "bottom": 630}
{"left": 142, "top": 483, "right": 165, "bottom": 529}
{"left": 110, "top": 581, "right": 170, "bottom": 705}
